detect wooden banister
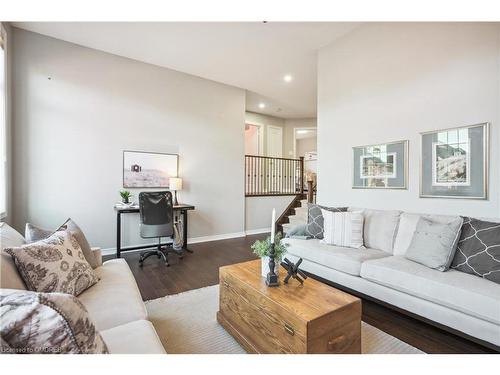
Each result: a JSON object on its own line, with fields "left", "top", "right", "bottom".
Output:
{"left": 307, "top": 180, "right": 314, "bottom": 204}
{"left": 245, "top": 155, "right": 304, "bottom": 197}
{"left": 299, "top": 156, "right": 304, "bottom": 195}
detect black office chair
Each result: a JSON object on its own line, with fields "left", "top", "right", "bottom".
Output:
{"left": 138, "top": 191, "right": 178, "bottom": 267}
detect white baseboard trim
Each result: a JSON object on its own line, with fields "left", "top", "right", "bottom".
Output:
{"left": 245, "top": 228, "right": 270, "bottom": 235}
{"left": 100, "top": 231, "right": 248, "bottom": 256}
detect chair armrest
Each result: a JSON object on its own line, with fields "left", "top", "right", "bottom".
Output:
{"left": 91, "top": 247, "right": 103, "bottom": 267}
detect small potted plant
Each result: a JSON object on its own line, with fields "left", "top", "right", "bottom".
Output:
{"left": 119, "top": 190, "right": 133, "bottom": 204}
{"left": 251, "top": 233, "right": 289, "bottom": 278}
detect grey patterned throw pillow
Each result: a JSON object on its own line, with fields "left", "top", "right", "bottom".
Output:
{"left": 25, "top": 219, "right": 99, "bottom": 269}
{"left": 5, "top": 230, "right": 99, "bottom": 296}
{"left": 0, "top": 289, "right": 108, "bottom": 354}
{"left": 305, "top": 204, "right": 348, "bottom": 239}
{"left": 451, "top": 217, "right": 500, "bottom": 284}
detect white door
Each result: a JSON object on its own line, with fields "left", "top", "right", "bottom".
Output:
{"left": 267, "top": 126, "right": 283, "bottom": 157}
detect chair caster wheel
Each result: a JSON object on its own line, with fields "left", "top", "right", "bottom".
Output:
{"left": 157, "top": 254, "right": 161, "bottom": 259}
{"left": 165, "top": 263, "right": 170, "bottom": 267}
{"left": 139, "top": 261, "right": 143, "bottom": 267}
{"left": 179, "top": 256, "right": 183, "bottom": 260}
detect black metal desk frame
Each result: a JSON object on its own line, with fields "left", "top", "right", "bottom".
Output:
{"left": 115, "top": 204, "right": 195, "bottom": 258}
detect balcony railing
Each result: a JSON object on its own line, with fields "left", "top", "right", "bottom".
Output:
{"left": 245, "top": 155, "right": 304, "bottom": 197}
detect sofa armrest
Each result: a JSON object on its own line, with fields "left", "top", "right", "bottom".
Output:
{"left": 91, "top": 247, "right": 103, "bottom": 267}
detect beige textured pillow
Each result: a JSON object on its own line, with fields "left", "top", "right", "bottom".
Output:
{"left": 5, "top": 230, "right": 99, "bottom": 296}
{"left": 25, "top": 218, "right": 99, "bottom": 269}
{"left": 0, "top": 289, "right": 108, "bottom": 354}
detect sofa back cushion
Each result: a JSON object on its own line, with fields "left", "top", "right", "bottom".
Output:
{"left": 0, "top": 223, "right": 27, "bottom": 290}
{"left": 393, "top": 212, "right": 461, "bottom": 256}
{"left": 349, "top": 208, "right": 401, "bottom": 253}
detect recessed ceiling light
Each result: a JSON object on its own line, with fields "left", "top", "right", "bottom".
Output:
{"left": 258, "top": 103, "right": 266, "bottom": 109}
{"left": 283, "top": 74, "right": 293, "bottom": 82}
{"left": 296, "top": 130, "right": 308, "bottom": 134}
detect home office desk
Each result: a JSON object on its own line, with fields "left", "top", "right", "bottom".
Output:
{"left": 115, "top": 204, "right": 195, "bottom": 258}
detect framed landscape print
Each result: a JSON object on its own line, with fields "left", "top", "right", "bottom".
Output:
{"left": 420, "top": 122, "right": 489, "bottom": 199}
{"left": 123, "top": 150, "right": 178, "bottom": 188}
{"left": 352, "top": 140, "right": 408, "bottom": 189}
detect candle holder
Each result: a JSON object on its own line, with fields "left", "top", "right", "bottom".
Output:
{"left": 265, "top": 242, "right": 280, "bottom": 287}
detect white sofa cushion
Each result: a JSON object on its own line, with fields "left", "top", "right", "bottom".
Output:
{"left": 360, "top": 256, "right": 500, "bottom": 325}
{"left": 283, "top": 238, "right": 389, "bottom": 276}
{"left": 78, "top": 258, "right": 147, "bottom": 331}
{"left": 101, "top": 320, "right": 166, "bottom": 354}
{"left": 393, "top": 212, "right": 461, "bottom": 256}
{"left": 349, "top": 208, "right": 401, "bottom": 254}
{"left": 0, "top": 223, "right": 27, "bottom": 290}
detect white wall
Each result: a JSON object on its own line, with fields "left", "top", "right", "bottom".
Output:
{"left": 296, "top": 136, "right": 317, "bottom": 157}
{"left": 318, "top": 23, "right": 500, "bottom": 218}
{"left": 283, "top": 118, "right": 316, "bottom": 157}
{"left": 245, "top": 111, "right": 285, "bottom": 156}
{"left": 1, "top": 23, "right": 13, "bottom": 224}
{"left": 12, "top": 28, "right": 246, "bottom": 250}
{"left": 245, "top": 196, "right": 294, "bottom": 233}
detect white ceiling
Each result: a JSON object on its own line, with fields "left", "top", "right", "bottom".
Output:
{"left": 13, "top": 22, "right": 360, "bottom": 118}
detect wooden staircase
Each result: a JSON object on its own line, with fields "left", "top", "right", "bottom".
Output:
{"left": 276, "top": 195, "right": 309, "bottom": 235}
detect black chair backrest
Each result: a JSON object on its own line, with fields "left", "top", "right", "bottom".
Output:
{"left": 138, "top": 191, "right": 174, "bottom": 238}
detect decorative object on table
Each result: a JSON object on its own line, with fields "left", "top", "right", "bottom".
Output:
{"left": 120, "top": 190, "right": 133, "bottom": 204}
{"left": 251, "top": 209, "right": 288, "bottom": 283}
{"left": 169, "top": 177, "right": 183, "bottom": 205}
{"left": 420, "top": 122, "right": 489, "bottom": 199}
{"left": 352, "top": 139, "right": 408, "bottom": 189}
{"left": 282, "top": 257, "right": 308, "bottom": 285}
{"left": 251, "top": 233, "right": 288, "bottom": 278}
{"left": 123, "top": 150, "right": 179, "bottom": 188}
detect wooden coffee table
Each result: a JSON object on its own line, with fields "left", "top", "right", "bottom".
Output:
{"left": 217, "top": 260, "right": 361, "bottom": 354}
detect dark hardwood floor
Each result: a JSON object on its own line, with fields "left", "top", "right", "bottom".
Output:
{"left": 104, "top": 234, "right": 497, "bottom": 354}
{"left": 104, "top": 234, "right": 262, "bottom": 301}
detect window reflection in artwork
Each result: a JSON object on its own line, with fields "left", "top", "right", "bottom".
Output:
{"left": 432, "top": 128, "right": 470, "bottom": 187}
{"left": 359, "top": 145, "right": 397, "bottom": 187}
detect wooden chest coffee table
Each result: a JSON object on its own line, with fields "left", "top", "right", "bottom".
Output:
{"left": 217, "top": 260, "right": 361, "bottom": 354}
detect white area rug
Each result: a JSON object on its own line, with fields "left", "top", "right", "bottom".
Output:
{"left": 145, "top": 285, "right": 424, "bottom": 354}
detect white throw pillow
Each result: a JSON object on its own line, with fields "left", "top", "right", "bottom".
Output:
{"left": 320, "top": 210, "right": 364, "bottom": 248}
{"left": 393, "top": 213, "right": 462, "bottom": 256}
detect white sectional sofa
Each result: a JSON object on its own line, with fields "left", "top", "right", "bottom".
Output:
{"left": 0, "top": 223, "right": 166, "bottom": 354}
{"left": 283, "top": 208, "right": 500, "bottom": 350}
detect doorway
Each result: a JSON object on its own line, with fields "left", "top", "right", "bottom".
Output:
{"left": 294, "top": 127, "right": 317, "bottom": 187}
{"left": 267, "top": 125, "right": 283, "bottom": 157}
{"left": 245, "top": 123, "right": 264, "bottom": 156}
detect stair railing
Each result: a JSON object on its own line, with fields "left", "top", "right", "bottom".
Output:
{"left": 245, "top": 155, "right": 304, "bottom": 197}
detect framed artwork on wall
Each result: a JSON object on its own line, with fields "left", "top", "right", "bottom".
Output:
{"left": 352, "top": 140, "right": 408, "bottom": 189}
{"left": 123, "top": 150, "right": 179, "bottom": 188}
{"left": 420, "top": 122, "right": 489, "bottom": 199}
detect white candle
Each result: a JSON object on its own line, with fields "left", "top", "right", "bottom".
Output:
{"left": 270, "top": 208, "right": 276, "bottom": 243}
